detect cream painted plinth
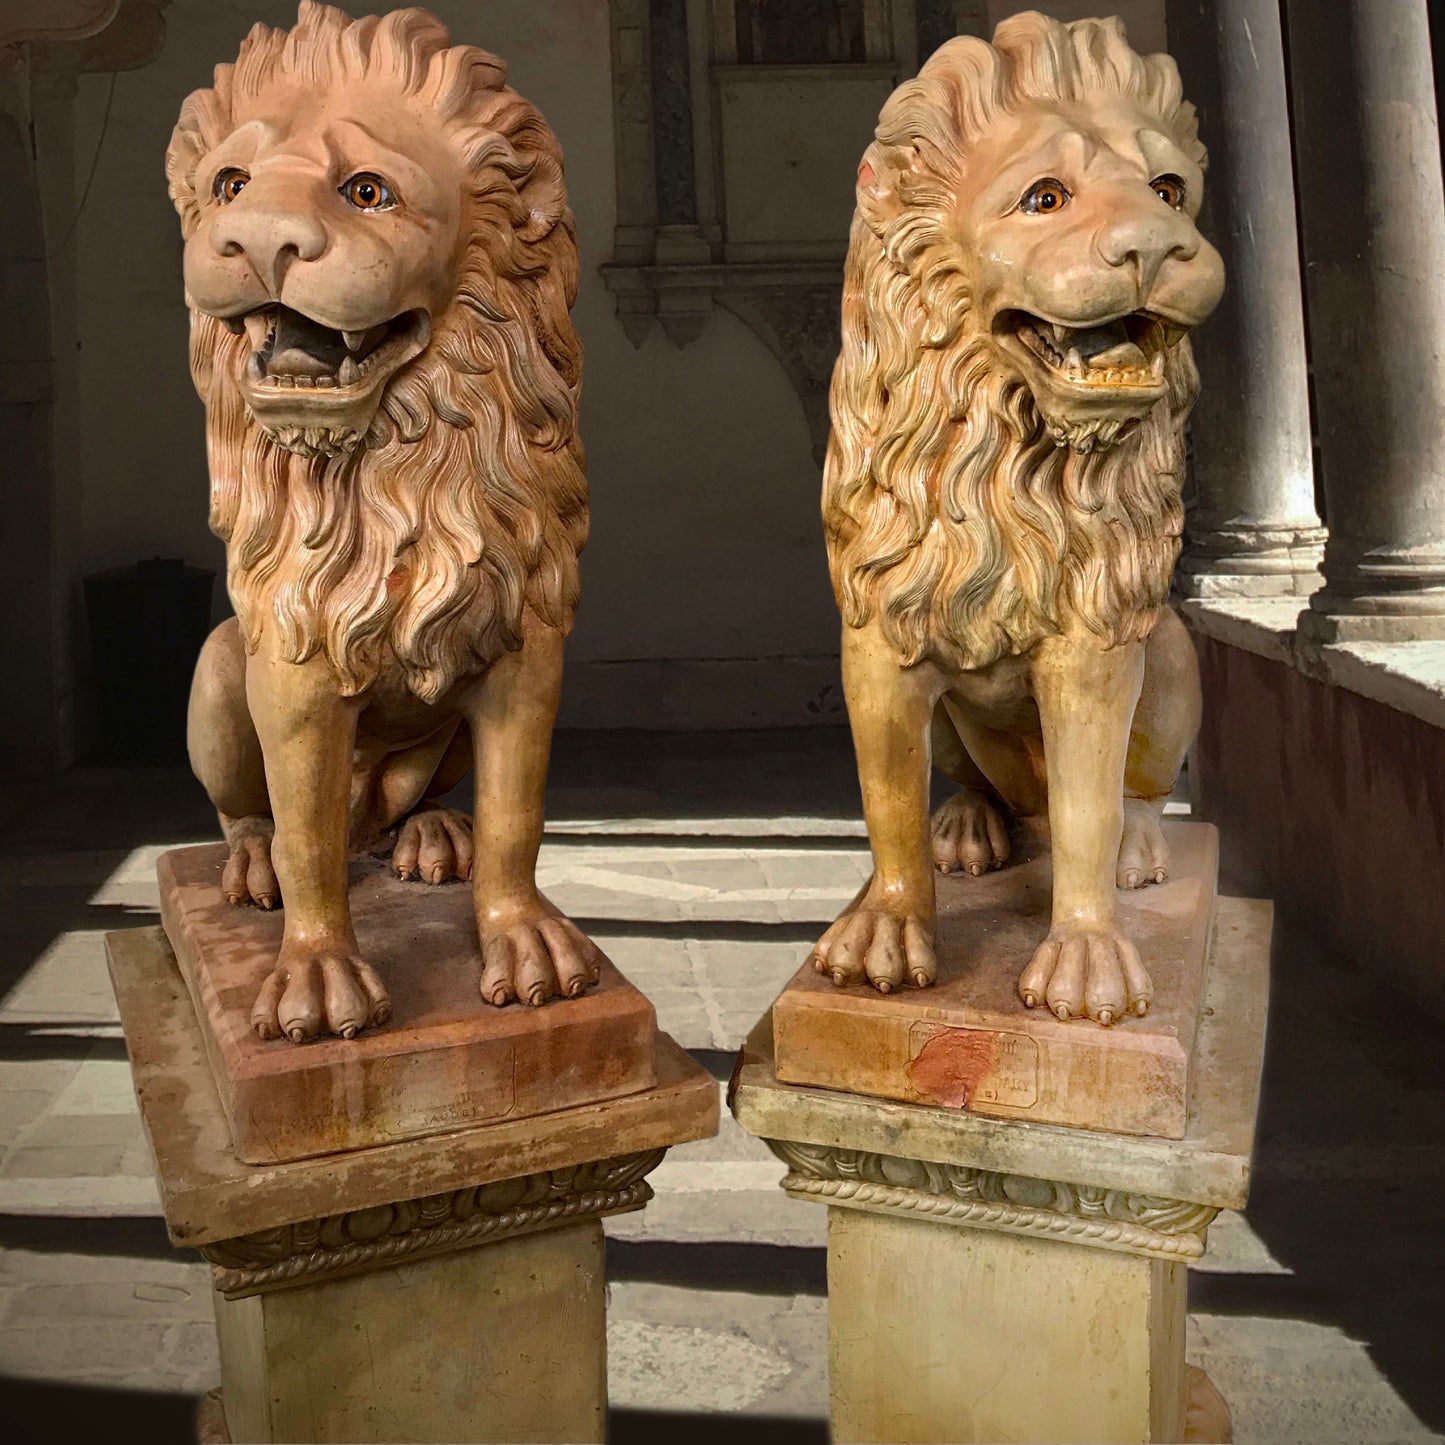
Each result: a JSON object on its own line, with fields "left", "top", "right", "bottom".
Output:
{"left": 107, "top": 927, "right": 719, "bottom": 1445}
{"left": 212, "top": 1221, "right": 606, "bottom": 1445}
{"left": 731, "top": 896, "right": 1271, "bottom": 1445}
{"left": 828, "top": 1210, "right": 1186, "bottom": 1443}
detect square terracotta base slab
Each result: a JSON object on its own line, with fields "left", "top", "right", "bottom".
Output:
{"left": 772, "top": 821, "right": 1218, "bottom": 1139}
{"left": 158, "top": 845, "right": 657, "bottom": 1165}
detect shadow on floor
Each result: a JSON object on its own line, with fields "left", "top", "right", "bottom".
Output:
{"left": 611, "top": 1408, "right": 827, "bottom": 1443}
{"left": 0, "top": 1213, "right": 175, "bottom": 1260}
{"left": 1197, "top": 904, "right": 1445, "bottom": 1433}
{"left": 0, "top": 1379, "right": 830, "bottom": 1445}
{"left": 0, "top": 1377, "right": 199, "bottom": 1445}
{"left": 608, "top": 1239, "right": 827, "bottom": 1297}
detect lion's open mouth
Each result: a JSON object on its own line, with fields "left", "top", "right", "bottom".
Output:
{"left": 229, "top": 304, "right": 430, "bottom": 393}
{"left": 999, "top": 310, "right": 1182, "bottom": 392}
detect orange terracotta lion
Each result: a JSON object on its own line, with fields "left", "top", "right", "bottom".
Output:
{"left": 168, "top": 2, "right": 598, "bottom": 1041}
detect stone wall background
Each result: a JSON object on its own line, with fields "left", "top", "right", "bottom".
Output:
{"left": 57, "top": 0, "right": 1162, "bottom": 736}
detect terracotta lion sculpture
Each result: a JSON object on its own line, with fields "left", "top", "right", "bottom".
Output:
{"left": 167, "top": 2, "right": 602, "bottom": 1042}
{"left": 813, "top": 13, "right": 1224, "bottom": 1024}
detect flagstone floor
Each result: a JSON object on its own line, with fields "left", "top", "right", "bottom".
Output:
{"left": 0, "top": 729, "right": 1441, "bottom": 1443}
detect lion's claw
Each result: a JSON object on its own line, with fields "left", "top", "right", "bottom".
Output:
{"left": 250, "top": 948, "right": 392, "bottom": 1044}
{"left": 812, "top": 907, "right": 936, "bottom": 993}
{"left": 931, "top": 788, "right": 1011, "bottom": 876}
{"left": 1117, "top": 799, "right": 1171, "bottom": 890}
{"left": 480, "top": 913, "right": 604, "bottom": 1008}
{"left": 222, "top": 817, "right": 280, "bottom": 910}
{"left": 392, "top": 807, "right": 473, "bottom": 885}
{"left": 1018, "top": 924, "right": 1152, "bottom": 1024}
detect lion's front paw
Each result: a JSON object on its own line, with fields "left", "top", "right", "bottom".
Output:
{"left": 1018, "top": 924, "right": 1152, "bottom": 1025}
{"left": 931, "top": 787, "right": 1011, "bottom": 876}
{"left": 1117, "top": 798, "right": 1170, "bottom": 890}
{"left": 480, "top": 910, "right": 605, "bottom": 1007}
{"left": 393, "top": 807, "right": 473, "bottom": 884}
{"left": 250, "top": 944, "right": 392, "bottom": 1043}
{"left": 222, "top": 816, "right": 280, "bottom": 910}
{"left": 811, "top": 908, "right": 936, "bottom": 993}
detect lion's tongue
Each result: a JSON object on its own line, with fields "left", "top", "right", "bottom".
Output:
{"left": 1057, "top": 321, "right": 1146, "bottom": 373}
{"left": 268, "top": 309, "right": 347, "bottom": 378}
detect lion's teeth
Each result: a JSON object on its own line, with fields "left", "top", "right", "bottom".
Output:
{"left": 343, "top": 330, "right": 368, "bottom": 353}
{"left": 339, "top": 355, "right": 360, "bottom": 387}
{"left": 244, "top": 312, "right": 271, "bottom": 352}
{"left": 316, "top": 374, "right": 335, "bottom": 388}
{"left": 1066, "top": 348, "right": 1084, "bottom": 378}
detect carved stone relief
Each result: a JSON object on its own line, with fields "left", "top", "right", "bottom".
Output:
{"left": 202, "top": 1149, "right": 666, "bottom": 1297}
{"left": 768, "top": 1139, "right": 1219, "bottom": 1261}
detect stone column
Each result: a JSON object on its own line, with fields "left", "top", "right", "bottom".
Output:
{"left": 1169, "top": 0, "right": 1324, "bottom": 599}
{"left": 1286, "top": 0, "right": 1445, "bottom": 641}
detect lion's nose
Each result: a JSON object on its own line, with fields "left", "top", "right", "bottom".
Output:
{"left": 1097, "top": 210, "right": 1200, "bottom": 295}
{"left": 211, "top": 204, "right": 328, "bottom": 295}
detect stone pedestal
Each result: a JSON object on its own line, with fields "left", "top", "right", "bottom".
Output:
{"left": 731, "top": 896, "right": 1270, "bottom": 1444}
{"left": 107, "top": 926, "right": 718, "bottom": 1444}
{"left": 773, "top": 822, "right": 1217, "bottom": 1139}
{"left": 157, "top": 844, "right": 659, "bottom": 1164}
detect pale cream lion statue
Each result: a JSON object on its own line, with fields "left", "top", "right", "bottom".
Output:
{"left": 167, "top": 2, "right": 602, "bottom": 1041}
{"left": 813, "top": 13, "right": 1224, "bottom": 1024}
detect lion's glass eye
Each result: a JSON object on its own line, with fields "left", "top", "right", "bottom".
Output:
{"left": 1019, "top": 178, "right": 1071, "bottom": 215}
{"left": 213, "top": 168, "right": 249, "bottom": 203}
{"left": 1152, "top": 174, "right": 1186, "bottom": 210}
{"left": 341, "top": 173, "right": 394, "bottom": 211}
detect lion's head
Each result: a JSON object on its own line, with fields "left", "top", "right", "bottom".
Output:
{"left": 166, "top": 2, "right": 585, "bottom": 702}
{"left": 823, "top": 12, "right": 1223, "bottom": 673}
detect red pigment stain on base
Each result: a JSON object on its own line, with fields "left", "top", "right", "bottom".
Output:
{"left": 908, "top": 1028, "right": 998, "bottom": 1108}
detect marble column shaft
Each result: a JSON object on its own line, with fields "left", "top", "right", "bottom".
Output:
{"left": 1285, "top": 0, "right": 1445, "bottom": 637}
{"left": 1169, "top": 0, "right": 1325, "bottom": 598}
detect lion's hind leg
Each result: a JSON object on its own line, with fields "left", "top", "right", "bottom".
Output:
{"left": 221, "top": 814, "right": 280, "bottom": 909}
{"left": 1117, "top": 799, "right": 1170, "bottom": 890}
{"left": 928, "top": 702, "right": 1017, "bottom": 876}
{"left": 370, "top": 722, "right": 476, "bottom": 885}
{"left": 392, "top": 806, "right": 474, "bottom": 884}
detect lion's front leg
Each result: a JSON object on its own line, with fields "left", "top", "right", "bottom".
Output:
{"left": 244, "top": 645, "right": 391, "bottom": 1043}
{"left": 813, "top": 621, "right": 942, "bottom": 994}
{"left": 464, "top": 619, "right": 605, "bottom": 1007}
{"left": 1020, "top": 631, "right": 1152, "bottom": 1026}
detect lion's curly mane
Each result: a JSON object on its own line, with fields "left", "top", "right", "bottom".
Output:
{"left": 824, "top": 13, "right": 1204, "bottom": 672}
{"left": 166, "top": 2, "right": 585, "bottom": 702}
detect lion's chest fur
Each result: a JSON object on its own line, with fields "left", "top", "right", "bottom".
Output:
{"left": 942, "top": 650, "right": 1043, "bottom": 734}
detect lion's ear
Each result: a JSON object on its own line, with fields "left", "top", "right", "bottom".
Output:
{"left": 855, "top": 141, "right": 919, "bottom": 235}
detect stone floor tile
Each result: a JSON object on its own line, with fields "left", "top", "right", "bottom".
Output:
{"left": 17, "top": 1114, "right": 147, "bottom": 1156}
{"left": 2, "top": 1144, "right": 132, "bottom": 1180}
{"left": 0, "top": 1321, "right": 180, "bottom": 1385}
{"left": 48, "top": 1060, "right": 142, "bottom": 1118}
{"left": 0, "top": 1174, "right": 161, "bottom": 1214}
{"left": 0, "top": 1091, "right": 57, "bottom": 1141}
{"left": 609, "top": 1281, "right": 827, "bottom": 1419}
{"left": 1195, "top": 1208, "right": 1292, "bottom": 1275}
{"left": 1189, "top": 1314, "right": 1436, "bottom": 1444}
{"left": 4, "top": 1277, "right": 212, "bottom": 1325}
{"left": 0, "top": 1251, "right": 205, "bottom": 1289}
{"left": 0, "top": 929, "right": 121, "bottom": 1025}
